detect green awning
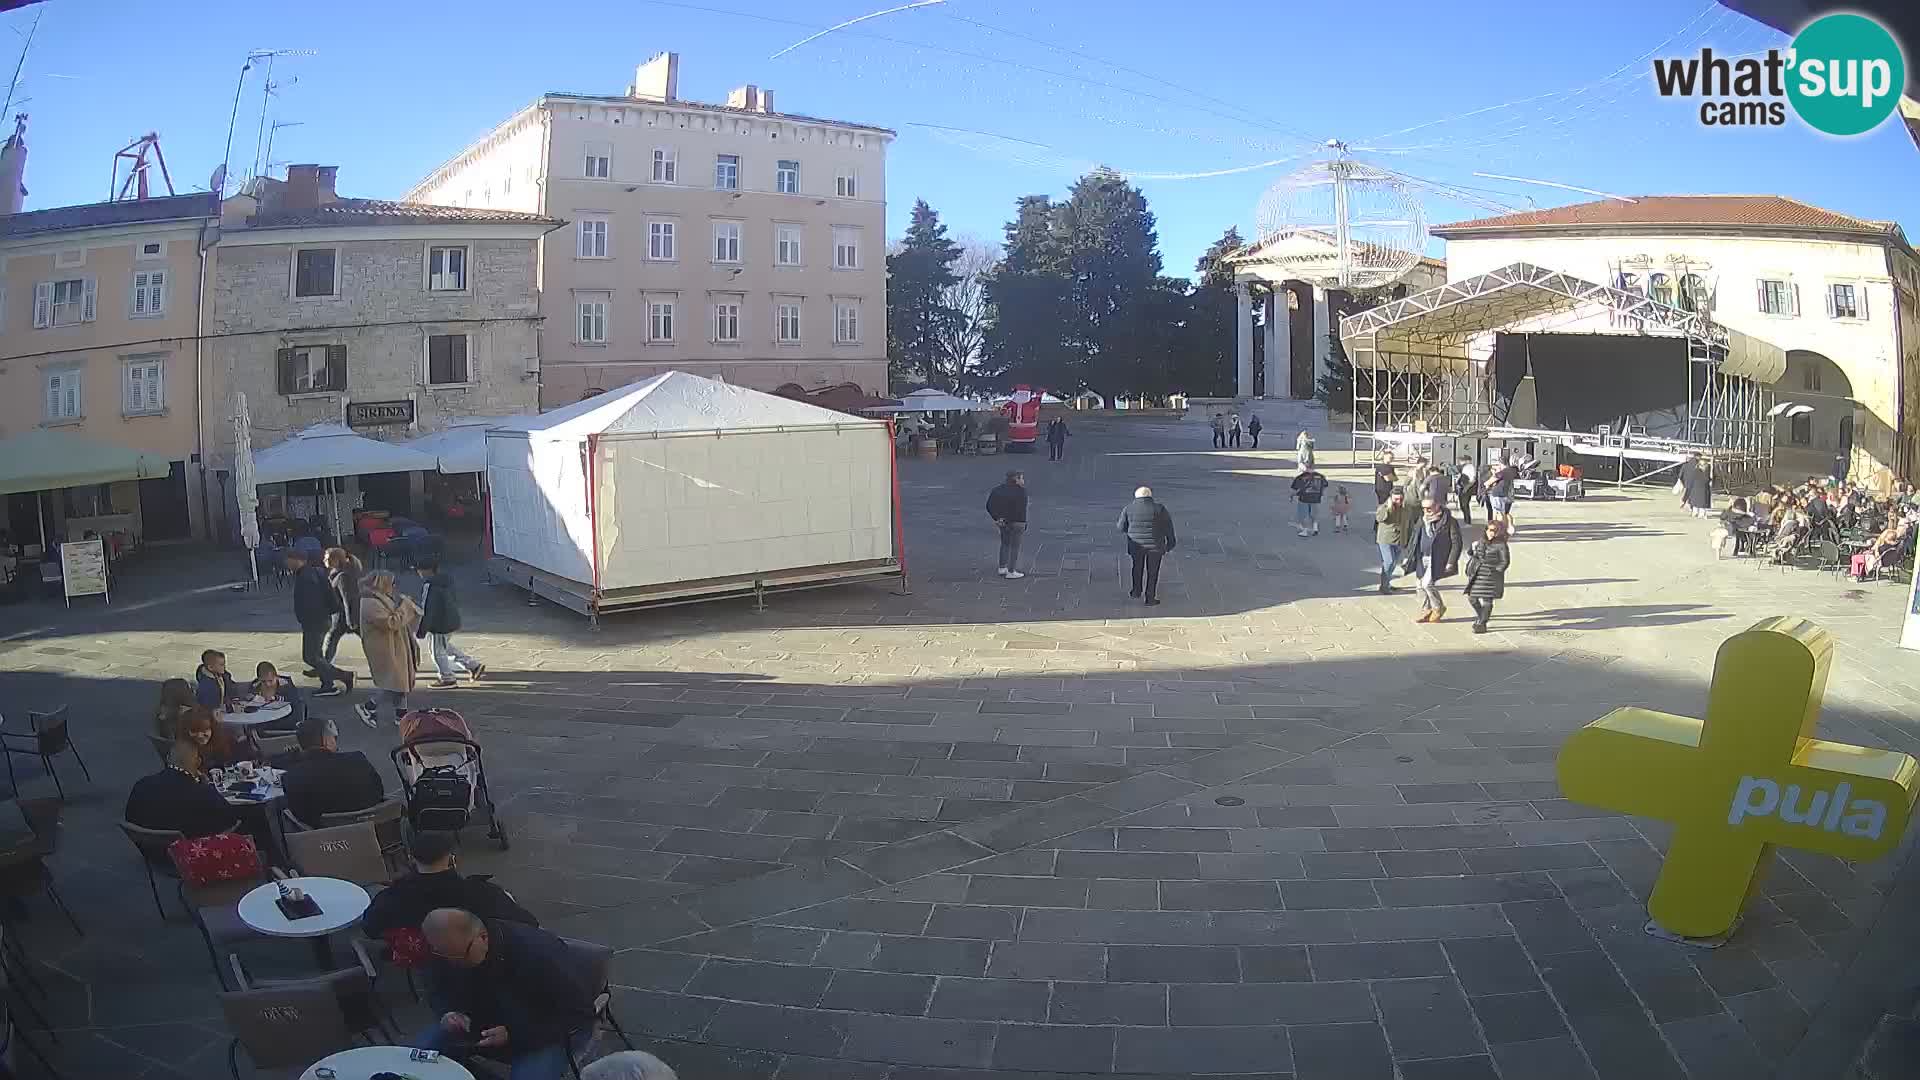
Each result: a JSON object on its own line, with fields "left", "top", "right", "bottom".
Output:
{"left": 0, "top": 428, "right": 173, "bottom": 496}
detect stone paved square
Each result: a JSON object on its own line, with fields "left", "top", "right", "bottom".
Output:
{"left": 3, "top": 413, "right": 1918, "bottom": 1077}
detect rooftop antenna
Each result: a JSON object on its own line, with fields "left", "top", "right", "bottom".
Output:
{"left": 110, "top": 133, "right": 175, "bottom": 201}
{"left": 0, "top": 9, "right": 41, "bottom": 122}
{"left": 248, "top": 50, "right": 313, "bottom": 181}
{"left": 262, "top": 119, "right": 303, "bottom": 179}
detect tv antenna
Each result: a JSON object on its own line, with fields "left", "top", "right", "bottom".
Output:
{"left": 110, "top": 133, "right": 175, "bottom": 201}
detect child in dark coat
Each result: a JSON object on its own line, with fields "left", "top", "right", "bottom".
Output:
{"left": 418, "top": 559, "right": 484, "bottom": 688}
{"left": 1463, "top": 521, "right": 1512, "bottom": 634}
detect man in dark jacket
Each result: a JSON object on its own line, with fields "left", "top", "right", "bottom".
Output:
{"left": 986, "top": 471, "right": 1028, "bottom": 579}
{"left": 1403, "top": 497, "right": 1462, "bottom": 623}
{"left": 1046, "top": 417, "right": 1070, "bottom": 461}
{"left": 418, "top": 558, "right": 483, "bottom": 688}
{"left": 125, "top": 763, "right": 238, "bottom": 839}
{"left": 278, "top": 715, "right": 385, "bottom": 828}
{"left": 413, "top": 908, "right": 598, "bottom": 1079}
{"left": 363, "top": 829, "right": 539, "bottom": 940}
{"left": 1117, "top": 486, "right": 1177, "bottom": 605}
{"left": 287, "top": 550, "right": 350, "bottom": 698}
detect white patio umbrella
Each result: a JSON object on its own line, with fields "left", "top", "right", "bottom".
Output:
{"left": 868, "top": 389, "right": 984, "bottom": 413}
{"left": 405, "top": 417, "right": 529, "bottom": 474}
{"left": 251, "top": 422, "right": 440, "bottom": 543}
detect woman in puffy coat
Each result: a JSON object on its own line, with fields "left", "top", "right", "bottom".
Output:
{"left": 1462, "top": 521, "right": 1512, "bottom": 634}
{"left": 354, "top": 570, "right": 421, "bottom": 728}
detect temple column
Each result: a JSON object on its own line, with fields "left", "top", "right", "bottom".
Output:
{"left": 1263, "top": 285, "right": 1287, "bottom": 399}
{"left": 1235, "top": 282, "right": 1254, "bottom": 399}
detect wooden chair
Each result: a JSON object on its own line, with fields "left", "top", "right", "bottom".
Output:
{"left": 0, "top": 706, "right": 92, "bottom": 799}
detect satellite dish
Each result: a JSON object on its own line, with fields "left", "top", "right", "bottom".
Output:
{"left": 209, "top": 164, "right": 227, "bottom": 194}
{"left": 1254, "top": 145, "right": 1425, "bottom": 291}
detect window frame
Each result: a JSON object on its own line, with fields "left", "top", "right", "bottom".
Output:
{"left": 44, "top": 367, "right": 83, "bottom": 423}
{"left": 425, "top": 244, "right": 471, "bottom": 293}
{"left": 712, "top": 220, "right": 742, "bottom": 264}
{"left": 290, "top": 248, "right": 340, "bottom": 300}
{"left": 583, "top": 143, "right": 612, "bottom": 180}
{"left": 275, "top": 343, "right": 348, "bottom": 397}
{"left": 1826, "top": 281, "right": 1866, "bottom": 321}
{"left": 833, "top": 227, "right": 860, "bottom": 270}
{"left": 425, "top": 332, "right": 473, "bottom": 387}
{"left": 577, "top": 217, "right": 611, "bottom": 259}
{"left": 834, "top": 299, "right": 860, "bottom": 344}
{"left": 775, "top": 300, "right": 802, "bottom": 344}
{"left": 647, "top": 219, "right": 677, "bottom": 262}
{"left": 712, "top": 298, "right": 743, "bottom": 343}
{"left": 776, "top": 159, "right": 800, "bottom": 194}
{"left": 775, "top": 223, "right": 803, "bottom": 267}
{"left": 651, "top": 147, "right": 678, "bottom": 184}
{"left": 122, "top": 353, "right": 167, "bottom": 416}
{"left": 35, "top": 277, "right": 95, "bottom": 328}
{"left": 576, "top": 292, "right": 610, "bottom": 345}
{"left": 1757, "top": 277, "right": 1799, "bottom": 317}
{"left": 130, "top": 268, "right": 167, "bottom": 318}
{"left": 1789, "top": 411, "right": 1813, "bottom": 445}
{"left": 834, "top": 170, "right": 858, "bottom": 198}
{"left": 715, "top": 153, "right": 740, "bottom": 191}
{"left": 647, "top": 297, "right": 676, "bottom": 344}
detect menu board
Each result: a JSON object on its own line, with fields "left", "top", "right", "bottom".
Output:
{"left": 60, "top": 538, "right": 109, "bottom": 606}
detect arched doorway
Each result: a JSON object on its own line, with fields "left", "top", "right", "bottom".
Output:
{"left": 1774, "top": 350, "right": 1855, "bottom": 481}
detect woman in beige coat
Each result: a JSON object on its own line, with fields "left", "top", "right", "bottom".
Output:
{"left": 354, "top": 570, "right": 422, "bottom": 728}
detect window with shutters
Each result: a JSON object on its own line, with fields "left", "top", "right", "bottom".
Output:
{"left": 44, "top": 369, "right": 82, "bottom": 421}
{"left": 651, "top": 148, "right": 677, "bottom": 183}
{"left": 776, "top": 160, "right": 799, "bottom": 194}
{"left": 577, "top": 219, "right": 609, "bottom": 259}
{"left": 577, "top": 293, "right": 609, "bottom": 344}
{"left": 1648, "top": 273, "right": 1674, "bottom": 308}
{"left": 276, "top": 344, "right": 347, "bottom": 395}
{"left": 1827, "top": 282, "right": 1864, "bottom": 320}
{"left": 427, "top": 246, "right": 468, "bottom": 292}
{"left": 713, "top": 220, "right": 741, "bottom": 263}
{"left": 712, "top": 300, "right": 741, "bottom": 343}
{"left": 123, "top": 355, "right": 166, "bottom": 415}
{"left": 130, "top": 269, "right": 167, "bottom": 317}
{"left": 648, "top": 299, "right": 675, "bottom": 343}
{"left": 583, "top": 143, "right": 612, "bottom": 179}
{"left": 1679, "top": 273, "right": 1711, "bottom": 313}
{"left": 34, "top": 278, "right": 94, "bottom": 328}
{"left": 834, "top": 300, "right": 860, "bottom": 344}
{"left": 426, "top": 334, "right": 471, "bottom": 385}
{"left": 835, "top": 170, "right": 858, "bottom": 198}
{"left": 714, "top": 154, "right": 739, "bottom": 191}
{"left": 833, "top": 227, "right": 859, "bottom": 270}
{"left": 1757, "top": 278, "right": 1797, "bottom": 316}
{"left": 776, "top": 224, "right": 803, "bottom": 267}
{"left": 776, "top": 302, "right": 801, "bottom": 343}
{"left": 647, "top": 219, "right": 676, "bottom": 261}
{"left": 292, "top": 249, "right": 338, "bottom": 298}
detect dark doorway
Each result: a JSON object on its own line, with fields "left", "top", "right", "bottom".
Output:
{"left": 4, "top": 491, "right": 48, "bottom": 548}
{"left": 1287, "top": 284, "right": 1315, "bottom": 399}
{"left": 359, "top": 472, "right": 413, "bottom": 515}
{"left": 138, "top": 460, "right": 193, "bottom": 541}
{"left": 1837, "top": 414, "right": 1854, "bottom": 480}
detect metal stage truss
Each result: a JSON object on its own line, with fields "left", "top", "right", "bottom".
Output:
{"left": 1340, "top": 262, "right": 1783, "bottom": 490}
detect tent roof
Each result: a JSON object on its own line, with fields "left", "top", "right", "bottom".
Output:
{"left": 868, "top": 390, "right": 985, "bottom": 413}
{"left": 0, "top": 429, "right": 173, "bottom": 496}
{"left": 492, "top": 371, "right": 888, "bottom": 440}
{"left": 406, "top": 417, "right": 527, "bottom": 473}
{"left": 251, "top": 422, "right": 441, "bottom": 484}
{"left": 1338, "top": 261, "right": 1787, "bottom": 383}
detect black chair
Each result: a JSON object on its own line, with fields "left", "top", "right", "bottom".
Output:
{"left": 118, "top": 821, "right": 186, "bottom": 922}
{"left": 0, "top": 706, "right": 91, "bottom": 799}
{"left": 0, "top": 799, "right": 81, "bottom": 936}
{"left": 561, "top": 937, "right": 635, "bottom": 1077}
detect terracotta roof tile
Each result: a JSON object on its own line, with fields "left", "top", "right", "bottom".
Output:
{"left": 248, "top": 198, "right": 561, "bottom": 229}
{"left": 1433, "top": 195, "right": 1894, "bottom": 236}
{"left": 1, "top": 193, "right": 217, "bottom": 238}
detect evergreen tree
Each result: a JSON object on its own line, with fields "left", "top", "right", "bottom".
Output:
{"left": 980, "top": 195, "right": 1068, "bottom": 390}
{"left": 1054, "top": 168, "right": 1163, "bottom": 394}
{"left": 1317, "top": 328, "right": 1355, "bottom": 411}
{"left": 1178, "top": 227, "right": 1244, "bottom": 397}
{"left": 885, "top": 199, "right": 964, "bottom": 388}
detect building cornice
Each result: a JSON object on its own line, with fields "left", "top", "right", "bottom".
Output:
{"left": 216, "top": 221, "right": 559, "bottom": 248}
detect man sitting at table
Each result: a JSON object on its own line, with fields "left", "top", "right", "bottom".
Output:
{"left": 362, "top": 829, "right": 538, "bottom": 940}
{"left": 194, "top": 649, "right": 245, "bottom": 711}
{"left": 414, "top": 907, "right": 597, "bottom": 1079}
{"left": 125, "top": 743, "right": 238, "bottom": 839}
{"left": 277, "top": 715, "right": 384, "bottom": 828}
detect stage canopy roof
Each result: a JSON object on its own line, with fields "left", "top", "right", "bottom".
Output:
{"left": 1339, "top": 261, "right": 1787, "bottom": 384}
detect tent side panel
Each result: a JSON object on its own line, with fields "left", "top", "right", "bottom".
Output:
{"left": 596, "top": 427, "right": 895, "bottom": 591}
{"left": 486, "top": 434, "right": 595, "bottom": 585}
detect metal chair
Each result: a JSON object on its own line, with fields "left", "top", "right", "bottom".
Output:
{"left": 320, "top": 796, "right": 407, "bottom": 873}
{"left": 285, "top": 821, "right": 392, "bottom": 886}
{"left": 0, "top": 706, "right": 91, "bottom": 798}
{"left": 173, "top": 847, "right": 271, "bottom": 989}
{"left": 560, "top": 936, "right": 636, "bottom": 1076}
{"left": 1815, "top": 539, "right": 1845, "bottom": 577}
{"left": 0, "top": 799, "right": 80, "bottom": 935}
{"left": 219, "top": 959, "right": 385, "bottom": 1079}
{"left": 119, "top": 821, "right": 188, "bottom": 922}
{"left": 254, "top": 733, "right": 298, "bottom": 760}
{"left": 148, "top": 734, "right": 177, "bottom": 767}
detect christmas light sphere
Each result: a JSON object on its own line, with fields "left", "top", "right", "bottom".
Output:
{"left": 1254, "top": 155, "right": 1425, "bottom": 290}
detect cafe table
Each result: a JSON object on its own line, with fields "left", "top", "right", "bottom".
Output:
{"left": 301, "top": 1045, "right": 475, "bottom": 1080}
{"left": 238, "top": 875, "right": 370, "bottom": 969}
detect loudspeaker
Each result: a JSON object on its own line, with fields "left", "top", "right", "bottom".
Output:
{"left": 1428, "top": 435, "right": 1457, "bottom": 469}
{"left": 1534, "top": 442, "right": 1561, "bottom": 473}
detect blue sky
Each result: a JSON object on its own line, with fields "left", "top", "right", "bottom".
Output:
{"left": 6, "top": 0, "right": 1916, "bottom": 277}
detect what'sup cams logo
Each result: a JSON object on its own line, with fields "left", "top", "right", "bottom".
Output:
{"left": 1653, "top": 12, "right": 1906, "bottom": 135}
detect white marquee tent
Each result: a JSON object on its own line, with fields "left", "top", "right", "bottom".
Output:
{"left": 485, "top": 372, "right": 903, "bottom": 620}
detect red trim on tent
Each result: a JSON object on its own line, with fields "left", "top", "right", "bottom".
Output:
{"left": 888, "top": 420, "right": 909, "bottom": 581}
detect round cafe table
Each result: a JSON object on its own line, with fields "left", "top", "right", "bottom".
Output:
{"left": 238, "top": 876, "right": 370, "bottom": 969}
{"left": 222, "top": 699, "right": 294, "bottom": 731}
{"left": 301, "top": 1045, "right": 474, "bottom": 1080}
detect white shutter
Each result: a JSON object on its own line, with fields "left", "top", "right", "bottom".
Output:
{"left": 82, "top": 278, "right": 97, "bottom": 321}
{"left": 33, "top": 282, "right": 51, "bottom": 328}
{"left": 1790, "top": 282, "right": 1801, "bottom": 317}
{"left": 1825, "top": 285, "right": 1835, "bottom": 319}
{"left": 124, "top": 366, "right": 142, "bottom": 413}
{"left": 150, "top": 270, "right": 166, "bottom": 313}
{"left": 46, "top": 373, "right": 61, "bottom": 418}
{"left": 1755, "top": 280, "right": 1766, "bottom": 312}
{"left": 1860, "top": 286, "right": 1870, "bottom": 321}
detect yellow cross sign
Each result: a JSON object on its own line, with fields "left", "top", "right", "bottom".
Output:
{"left": 1557, "top": 616, "right": 1919, "bottom": 940}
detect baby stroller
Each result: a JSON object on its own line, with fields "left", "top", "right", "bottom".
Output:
{"left": 390, "top": 708, "right": 508, "bottom": 849}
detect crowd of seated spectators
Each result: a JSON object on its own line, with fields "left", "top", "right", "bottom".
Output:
{"left": 1716, "top": 477, "right": 1917, "bottom": 577}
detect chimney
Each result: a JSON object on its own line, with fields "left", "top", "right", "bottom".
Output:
{"left": 0, "top": 115, "right": 26, "bottom": 217}
{"left": 281, "top": 164, "right": 339, "bottom": 211}
{"left": 758, "top": 89, "right": 774, "bottom": 114}
{"left": 631, "top": 52, "right": 679, "bottom": 102}
{"left": 725, "top": 85, "right": 774, "bottom": 113}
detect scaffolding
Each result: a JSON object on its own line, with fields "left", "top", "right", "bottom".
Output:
{"left": 1341, "top": 262, "right": 1782, "bottom": 490}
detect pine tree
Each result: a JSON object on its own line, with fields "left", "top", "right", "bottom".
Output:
{"left": 885, "top": 199, "right": 964, "bottom": 388}
{"left": 981, "top": 196, "right": 1068, "bottom": 390}
{"left": 1178, "top": 227, "right": 1244, "bottom": 397}
{"left": 1317, "top": 328, "right": 1355, "bottom": 411}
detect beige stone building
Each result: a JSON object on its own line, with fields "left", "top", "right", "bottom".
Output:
{"left": 0, "top": 191, "right": 218, "bottom": 544}
{"left": 202, "top": 165, "right": 558, "bottom": 536}
{"left": 406, "top": 52, "right": 892, "bottom": 406}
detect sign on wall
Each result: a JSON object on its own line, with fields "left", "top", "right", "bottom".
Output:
{"left": 346, "top": 399, "right": 415, "bottom": 428}
{"left": 60, "top": 539, "right": 109, "bottom": 607}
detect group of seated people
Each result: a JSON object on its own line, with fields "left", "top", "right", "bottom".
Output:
{"left": 154, "top": 649, "right": 308, "bottom": 740}
{"left": 127, "top": 709, "right": 385, "bottom": 839}
{"left": 1717, "top": 478, "right": 1919, "bottom": 575}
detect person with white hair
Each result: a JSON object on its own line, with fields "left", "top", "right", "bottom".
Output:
{"left": 1116, "top": 485, "right": 1177, "bottom": 605}
{"left": 581, "top": 1050, "right": 679, "bottom": 1080}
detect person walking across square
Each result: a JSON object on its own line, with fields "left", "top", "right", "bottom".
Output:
{"left": 1046, "top": 416, "right": 1070, "bottom": 461}
{"left": 1246, "top": 414, "right": 1262, "bottom": 448}
{"left": 1290, "top": 465, "right": 1328, "bottom": 537}
{"left": 1330, "top": 485, "right": 1353, "bottom": 532}
{"left": 355, "top": 570, "right": 422, "bottom": 728}
{"left": 418, "top": 558, "right": 484, "bottom": 689}
{"left": 1404, "top": 497, "right": 1462, "bottom": 623}
{"left": 286, "top": 550, "right": 351, "bottom": 699}
{"left": 1462, "top": 520, "right": 1511, "bottom": 634}
{"left": 1118, "top": 486, "right": 1177, "bottom": 606}
{"left": 1228, "top": 412, "right": 1242, "bottom": 448}
{"left": 1374, "top": 489, "right": 1412, "bottom": 595}
{"left": 986, "top": 471, "right": 1028, "bottom": 580}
